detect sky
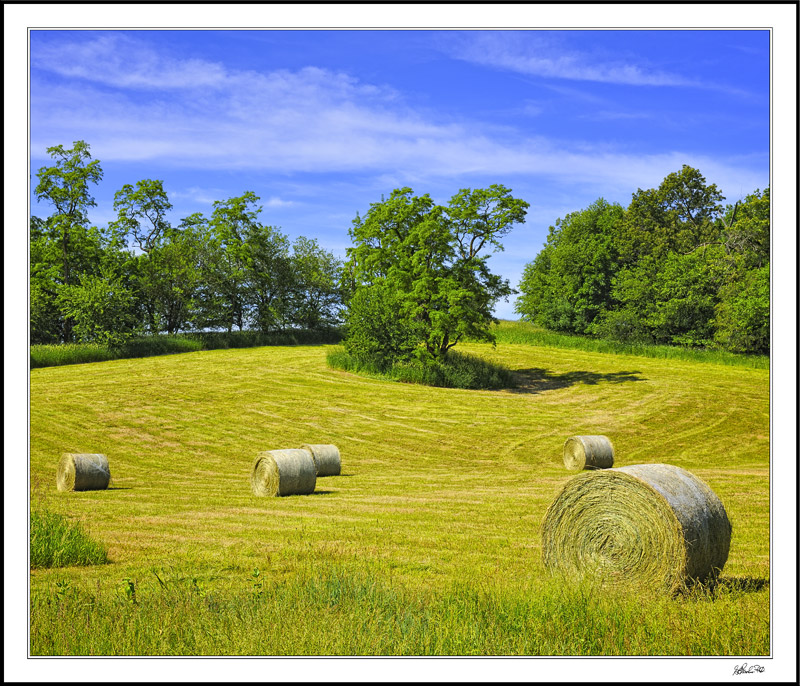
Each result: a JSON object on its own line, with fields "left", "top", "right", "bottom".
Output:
{"left": 28, "top": 28, "right": 771, "bottom": 319}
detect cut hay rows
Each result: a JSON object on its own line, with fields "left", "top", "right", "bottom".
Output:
{"left": 251, "top": 449, "right": 317, "bottom": 497}
{"left": 541, "top": 463, "right": 732, "bottom": 593}
{"left": 562, "top": 435, "right": 614, "bottom": 470}
{"left": 302, "top": 444, "right": 341, "bottom": 476}
{"left": 56, "top": 453, "right": 111, "bottom": 492}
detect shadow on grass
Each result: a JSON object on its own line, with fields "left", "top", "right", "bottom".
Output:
{"left": 309, "top": 490, "right": 336, "bottom": 495}
{"left": 716, "top": 576, "right": 770, "bottom": 593}
{"left": 509, "top": 368, "right": 646, "bottom": 394}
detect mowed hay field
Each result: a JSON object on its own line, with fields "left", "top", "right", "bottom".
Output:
{"left": 29, "top": 341, "right": 770, "bottom": 656}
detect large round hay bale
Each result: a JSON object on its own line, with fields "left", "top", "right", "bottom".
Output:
{"left": 251, "top": 449, "right": 317, "bottom": 496}
{"left": 541, "top": 464, "right": 732, "bottom": 593}
{"left": 56, "top": 453, "right": 111, "bottom": 492}
{"left": 301, "top": 444, "right": 341, "bottom": 477}
{"left": 563, "top": 435, "right": 614, "bottom": 470}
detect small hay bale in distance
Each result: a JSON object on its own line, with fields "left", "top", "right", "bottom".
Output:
{"left": 56, "top": 453, "right": 111, "bottom": 492}
{"left": 541, "top": 463, "right": 732, "bottom": 594}
{"left": 563, "top": 435, "right": 614, "bottom": 470}
{"left": 301, "top": 443, "right": 341, "bottom": 476}
{"left": 251, "top": 449, "right": 317, "bottom": 497}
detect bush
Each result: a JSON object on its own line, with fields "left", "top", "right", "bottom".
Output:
{"left": 30, "top": 510, "right": 109, "bottom": 568}
{"left": 342, "top": 285, "right": 419, "bottom": 368}
{"left": 327, "top": 347, "right": 515, "bottom": 390}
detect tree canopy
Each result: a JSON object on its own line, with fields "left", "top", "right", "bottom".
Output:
{"left": 344, "top": 185, "right": 528, "bottom": 364}
{"left": 515, "top": 166, "right": 769, "bottom": 354}
{"left": 30, "top": 141, "right": 343, "bottom": 345}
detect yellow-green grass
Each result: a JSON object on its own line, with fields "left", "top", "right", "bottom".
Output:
{"left": 29, "top": 341, "right": 769, "bottom": 655}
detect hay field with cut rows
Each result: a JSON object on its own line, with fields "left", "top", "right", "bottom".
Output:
{"left": 28, "top": 340, "right": 770, "bottom": 656}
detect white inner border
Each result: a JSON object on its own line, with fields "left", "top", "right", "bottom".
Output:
{"left": 5, "top": 3, "right": 797, "bottom": 683}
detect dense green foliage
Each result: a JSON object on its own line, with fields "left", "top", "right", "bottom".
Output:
{"left": 343, "top": 185, "right": 528, "bottom": 371}
{"left": 31, "top": 141, "right": 343, "bottom": 345}
{"left": 516, "top": 167, "right": 769, "bottom": 354}
{"left": 30, "top": 510, "right": 109, "bottom": 568}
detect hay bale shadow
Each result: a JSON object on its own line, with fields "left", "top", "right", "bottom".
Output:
{"left": 716, "top": 576, "right": 770, "bottom": 593}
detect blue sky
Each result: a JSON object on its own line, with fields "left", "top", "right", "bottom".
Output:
{"left": 28, "top": 29, "right": 770, "bottom": 319}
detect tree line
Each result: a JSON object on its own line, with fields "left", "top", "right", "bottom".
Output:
{"left": 515, "top": 166, "right": 769, "bottom": 355}
{"left": 30, "top": 141, "right": 343, "bottom": 346}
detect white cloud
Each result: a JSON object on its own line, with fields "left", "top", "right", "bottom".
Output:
{"left": 444, "top": 32, "right": 749, "bottom": 95}
{"left": 264, "top": 196, "right": 295, "bottom": 208}
{"left": 30, "top": 34, "right": 765, "bottom": 203}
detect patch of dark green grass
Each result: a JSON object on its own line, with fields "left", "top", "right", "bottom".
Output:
{"left": 30, "top": 510, "right": 109, "bottom": 569}
{"left": 327, "top": 347, "right": 515, "bottom": 390}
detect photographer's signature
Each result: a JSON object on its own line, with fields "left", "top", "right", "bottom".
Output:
{"left": 733, "top": 663, "right": 765, "bottom": 675}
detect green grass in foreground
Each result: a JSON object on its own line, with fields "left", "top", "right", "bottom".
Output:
{"left": 29, "top": 340, "right": 769, "bottom": 655}
{"left": 30, "top": 510, "right": 109, "bottom": 569}
{"left": 326, "top": 346, "right": 515, "bottom": 389}
{"left": 491, "top": 320, "right": 770, "bottom": 369}
{"left": 31, "top": 564, "right": 767, "bottom": 656}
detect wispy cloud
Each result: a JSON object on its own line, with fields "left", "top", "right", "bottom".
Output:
{"left": 444, "top": 32, "right": 749, "bottom": 95}
{"left": 264, "top": 196, "right": 295, "bottom": 208}
{"left": 30, "top": 34, "right": 763, "bottom": 202}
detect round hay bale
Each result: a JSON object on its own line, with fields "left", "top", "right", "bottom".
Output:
{"left": 563, "top": 435, "right": 614, "bottom": 470}
{"left": 56, "top": 453, "right": 111, "bottom": 492}
{"left": 251, "top": 449, "right": 316, "bottom": 496}
{"left": 541, "top": 463, "right": 732, "bottom": 593}
{"left": 301, "top": 444, "right": 341, "bottom": 477}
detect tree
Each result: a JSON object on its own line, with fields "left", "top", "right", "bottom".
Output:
{"left": 345, "top": 185, "right": 528, "bottom": 363}
{"left": 55, "top": 267, "right": 137, "bottom": 346}
{"left": 288, "top": 237, "right": 342, "bottom": 331}
{"left": 616, "top": 165, "right": 725, "bottom": 267}
{"left": 33, "top": 140, "right": 104, "bottom": 341}
{"left": 714, "top": 264, "right": 769, "bottom": 354}
{"left": 111, "top": 179, "right": 173, "bottom": 254}
{"left": 515, "top": 198, "right": 623, "bottom": 334}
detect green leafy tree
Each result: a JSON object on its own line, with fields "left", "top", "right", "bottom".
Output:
{"left": 515, "top": 199, "right": 623, "bottom": 333}
{"left": 616, "top": 165, "right": 725, "bottom": 267}
{"left": 343, "top": 283, "right": 420, "bottom": 365}
{"left": 55, "top": 267, "right": 137, "bottom": 346}
{"left": 200, "top": 193, "right": 260, "bottom": 332}
{"left": 714, "top": 264, "right": 769, "bottom": 354}
{"left": 33, "top": 140, "right": 104, "bottom": 341}
{"left": 133, "top": 222, "right": 206, "bottom": 334}
{"left": 345, "top": 185, "right": 528, "bottom": 363}
{"left": 288, "top": 236, "right": 343, "bottom": 331}
{"left": 243, "top": 222, "right": 293, "bottom": 333}
{"left": 111, "top": 179, "right": 173, "bottom": 254}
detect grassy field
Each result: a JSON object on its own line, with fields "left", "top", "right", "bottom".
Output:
{"left": 28, "top": 338, "right": 770, "bottom": 656}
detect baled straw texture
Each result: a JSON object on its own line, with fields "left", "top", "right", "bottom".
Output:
{"left": 542, "top": 463, "right": 732, "bottom": 593}
{"left": 563, "top": 435, "right": 614, "bottom": 470}
{"left": 301, "top": 444, "right": 341, "bottom": 476}
{"left": 251, "top": 449, "right": 317, "bottom": 496}
{"left": 56, "top": 453, "right": 111, "bottom": 492}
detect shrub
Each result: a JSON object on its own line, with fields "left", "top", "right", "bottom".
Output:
{"left": 327, "top": 347, "right": 514, "bottom": 390}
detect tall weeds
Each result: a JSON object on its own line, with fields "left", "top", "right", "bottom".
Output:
{"left": 30, "top": 510, "right": 109, "bottom": 568}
